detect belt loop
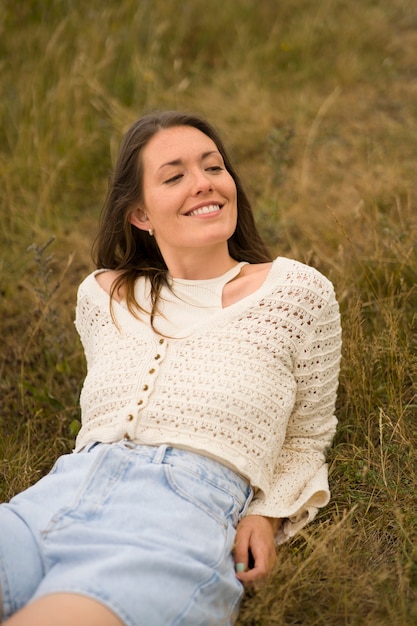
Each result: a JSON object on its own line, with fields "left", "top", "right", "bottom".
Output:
{"left": 238, "top": 486, "right": 255, "bottom": 521}
{"left": 152, "top": 444, "right": 168, "bottom": 464}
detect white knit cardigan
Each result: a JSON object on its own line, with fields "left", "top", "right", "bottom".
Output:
{"left": 74, "top": 257, "right": 342, "bottom": 543}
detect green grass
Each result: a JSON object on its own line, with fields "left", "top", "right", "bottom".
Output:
{"left": 1, "top": 0, "right": 416, "bottom": 623}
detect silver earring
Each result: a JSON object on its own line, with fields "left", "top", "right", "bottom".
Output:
{"left": 148, "top": 228, "right": 154, "bottom": 236}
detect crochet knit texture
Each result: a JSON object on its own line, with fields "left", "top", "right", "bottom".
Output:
{"left": 74, "top": 257, "right": 342, "bottom": 543}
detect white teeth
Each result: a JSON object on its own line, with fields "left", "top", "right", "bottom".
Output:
{"left": 187, "top": 204, "right": 220, "bottom": 217}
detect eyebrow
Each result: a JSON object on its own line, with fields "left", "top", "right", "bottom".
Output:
{"left": 157, "top": 150, "right": 220, "bottom": 171}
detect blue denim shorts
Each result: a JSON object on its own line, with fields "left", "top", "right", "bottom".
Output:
{"left": 0, "top": 441, "right": 253, "bottom": 626}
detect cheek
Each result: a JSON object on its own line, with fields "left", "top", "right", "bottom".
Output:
{"left": 142, "top": 191, "right": 167, "bottom": 218}
{"left": 226, "top": 177, "right": 238, "bottom": 203}
{"left": 229, "top": 185, "right": 238, "bottom": 213}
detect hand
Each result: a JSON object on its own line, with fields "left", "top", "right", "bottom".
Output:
{"left": 233, "top": 515, "right": 279, "bottom": 584}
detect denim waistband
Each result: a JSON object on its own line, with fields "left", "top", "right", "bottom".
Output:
{"left": 84, "top": 440, "right": 250, "bottom": 505}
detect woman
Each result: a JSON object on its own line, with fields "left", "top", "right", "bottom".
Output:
{"left": 0, "top": 111, "right": 342, "bottom": 626}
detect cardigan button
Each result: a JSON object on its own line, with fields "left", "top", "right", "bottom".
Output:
{"left": 127, "top": 414, "right": 134, "bottom": 421}
{"left": 143, "top": 384, "right": 149, "bottom": 391}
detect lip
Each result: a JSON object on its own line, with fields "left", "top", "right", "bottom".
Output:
{"left": 184, "top": 202, "right": 224, "bottom": 217}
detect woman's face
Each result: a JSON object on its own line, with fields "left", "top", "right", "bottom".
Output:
{"left": 130, "top": 125, "right": 238, "bottom": 264}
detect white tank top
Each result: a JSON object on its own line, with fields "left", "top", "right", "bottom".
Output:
{"left": 132, "top": 262, "right": 248, "bottom": 337}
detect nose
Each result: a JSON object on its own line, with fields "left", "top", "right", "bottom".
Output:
{"left": 191, "top": 168, "right": 213, "bottom": 195}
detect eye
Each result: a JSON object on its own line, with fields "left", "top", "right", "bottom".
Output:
{"left": 164, "top": 173, "right": 183, "bottom": 184}
{"left": 206, "top": 165, "right": 224, "bottom": 173}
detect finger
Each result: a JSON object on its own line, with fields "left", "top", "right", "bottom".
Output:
{"left": 233, "top": 535, "right": 250, "bottom": 573}
{"left": 236, "top": 558, "right": 274, "bottom": 583}
{"left": 235, "top": 557, "right": 270, "bottom": 583}
{"left": 235, "top": 545, "right": 276, "bottom": 583}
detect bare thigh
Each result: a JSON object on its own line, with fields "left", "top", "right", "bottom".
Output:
{"left": 3, "top": 593, "right": 124, "bottom": 626}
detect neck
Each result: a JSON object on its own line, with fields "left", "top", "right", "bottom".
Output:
{"left": 163, "top": 246, "right": 238, "bottom": 280}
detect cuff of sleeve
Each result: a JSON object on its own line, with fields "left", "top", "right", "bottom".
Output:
{"left": 274, "top": 506, "right": 318, "bottom": 544}
{"left": 246, "top": 464, "right": 331, "bottom": 543}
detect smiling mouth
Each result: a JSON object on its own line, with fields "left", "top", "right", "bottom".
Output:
{"left": 186, "top": 204, "right": 221, "bottom": 217}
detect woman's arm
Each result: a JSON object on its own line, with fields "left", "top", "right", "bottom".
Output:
{"left": 241, "top": 285, "right": 342, "bottom": 559}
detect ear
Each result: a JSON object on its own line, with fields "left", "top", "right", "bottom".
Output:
{"left": 130, "top": 206, "right": 152, "bottom": 232}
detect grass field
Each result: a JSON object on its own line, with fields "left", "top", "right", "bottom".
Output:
{"left": 1, "top": 1, "right": 416, "bottom": 624}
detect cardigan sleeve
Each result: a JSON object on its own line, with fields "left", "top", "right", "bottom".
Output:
{"left": 246, "top": 287, "right": 342, "bottom": 544}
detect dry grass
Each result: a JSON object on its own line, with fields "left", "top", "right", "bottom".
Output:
{"left": 1, "top": 0, "right": 416, "bottom": 623}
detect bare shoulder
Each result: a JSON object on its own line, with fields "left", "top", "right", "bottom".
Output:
{"left": 238, "top": 262, "right": 274, "bottom": 289}
{"left": 95, "top": 270, "right": 124, "bottom": 301}
{"left": 240, "top": 262, "right": 273, "bottom": 279}
{"left": 223, "top": 262, "right": 273, "bottom": 307}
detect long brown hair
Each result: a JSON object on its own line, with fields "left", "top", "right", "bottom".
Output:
{"left": 93, "top": 110, "right": 271, "bottom": 322}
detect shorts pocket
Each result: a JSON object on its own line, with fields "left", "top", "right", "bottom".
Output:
{"left": 164, "top": 463, "right": 237, "bottom": 528}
